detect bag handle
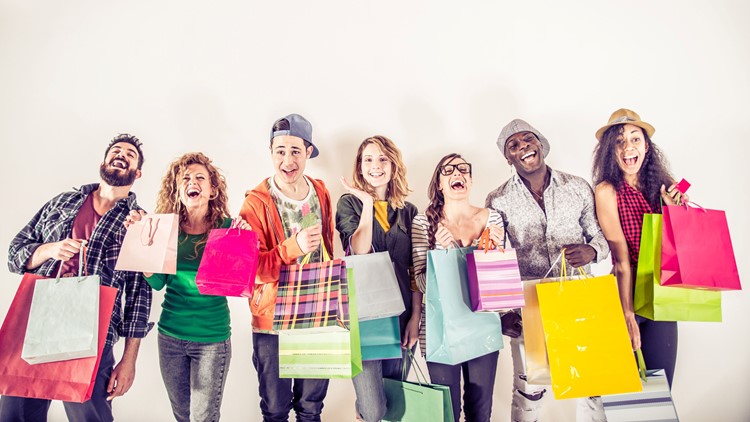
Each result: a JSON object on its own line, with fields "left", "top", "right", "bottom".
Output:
{"left": 402, "top": 349, "right": 429, "bottom": 385}
{"left": 636, "top": 348, "right": 647, "bottom": 382}
{"left": 54, "top": 240, "right": 88, "bottom": 283}
{"left": 299, "top": 240, "right": 333, "bottom": 265}
{"left": 140, "top": 217, "right": 160, "bottom": 246}
{"left": 542, "top": 250, "right": 587, "bottom": 280}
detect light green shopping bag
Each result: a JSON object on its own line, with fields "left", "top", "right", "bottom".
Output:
{"left": 278, "top": 268, "right": 363, "bottom": 378}
{"left": 634, "top": 213, "right": 722, "bottom": 322}
{"left": 383, "top": 351, "right": 453, "bottom": 422}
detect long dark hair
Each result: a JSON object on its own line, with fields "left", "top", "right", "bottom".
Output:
{"left": 592, "top": 125, "right": 673, "bottom": 211}
{"left": 425, "top": 153, "right": 463, "bottom": 249}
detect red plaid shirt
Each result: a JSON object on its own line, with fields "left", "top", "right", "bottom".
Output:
{"left": 616, "top": 183, "right": 655, "bottom": 265}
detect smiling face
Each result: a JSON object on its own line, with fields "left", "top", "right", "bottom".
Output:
{"left": 271, "top": 135, "right": 312, "bottom": 186}
{"left": 178, "top": 163, "right": 213, "bottom": 210}
{"left": 438, "top": 156, "right": 472, "bottom": 200}
{"left": 615, "top": 124, "right": 649, "bottom": 179}
{"left": 99, "top": 141, "right": 141, "bottom": 187}
{"left": 505, "top": 131, "right": 545, "bottom": 177}
{"left": 360, "top": 142, "right": 392, "bottom": 199}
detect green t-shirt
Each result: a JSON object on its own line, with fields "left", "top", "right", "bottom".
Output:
{"left": 146, "top": 218, "right": 232, "bottom": 342}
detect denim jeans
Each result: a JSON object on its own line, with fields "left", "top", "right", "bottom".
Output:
{"left": 510, "top": 333, "right": 606, "bottom": 422}
{"left": 252, "top": 332, "right": 329, "bottom": 422}
{"left": 426, "top": 350, "right": 499, "bottom": 422}
{"left": 350, "top": 353, "right": 404, "bottom": 422}
{"left": 158, "top": 332, "right": 232, "bottom": 422}
{"left": 0, "top": 346, "right": 115, "bottom": 422}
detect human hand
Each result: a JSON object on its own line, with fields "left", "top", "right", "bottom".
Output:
{"left": 480, "top": 224, "right": 505, "bottom": 250}
{"left": 296, "top": 223, "right": 322, "bottom": 254}
{"left": 233, "top": 217, "right": 252, "bottom": 231}
{"left": 435, "top": 223, "right": 457, "bottom": 249}
{"left": 124, "top": 209, "right": 146, "bottom": 229}
{"left": 402, "top": 315, "right": 421, "bottom": 348}
{"left": 107, "top": 356, "right": 136, "bottom": 401}
{"left": 46, "top": 238, "right": 83, "bottom": 262}
{"left": 624, "top": 311, "right": 641, "bottom": 351}
{"left": 660, "top": 183, "right": 688, "bottom": 206}
{"left": 340, "top": 177, "right": 374, "bottom": 208}
{"left": 562, "top": 244, "right": 596, "bottom": 267}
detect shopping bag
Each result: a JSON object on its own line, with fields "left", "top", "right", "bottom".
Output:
{"left": 278, "top": 267, "right": 362, "bottom": 379}
{"left": 635, "top": 213, "right": 722, "bottom": 321}
{"left": 425, "top": 247, "right": 503, "bottom": 365}
{"left": 537, "top": 273, "right": 642, "bottom": 399}
{"left": 195, "top": 224, "right": 259, "bottom": 297}
{"left": 383, "top": 352, "right": 453, "bottom": 422}
{"left": 360, "top": 316, "right": 401, "bottom": 361}
{"left": 342, "top": 251, "right": 405, "bottom": 321}
{"left": 466, "top": 248, "right": 524, "bottom": 311}
{"left": 0, "top": 273, "right": 117, "bottom": 402}
{"left": 602, "top": 369, "right": 678, "bottom": 421}
{"left": 115, "top": 213, "right": 178, "bottom": 274}
{"left": 660, "top": 203, "right": 741, "bottom": 290}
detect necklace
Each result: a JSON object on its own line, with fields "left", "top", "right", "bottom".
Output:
{"left": 529, "top": 189, "right": 544, "bottom": 202}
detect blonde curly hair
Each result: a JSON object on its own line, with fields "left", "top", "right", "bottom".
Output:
{"left": 155, "top": 152, "right": 230, "bottom": 232}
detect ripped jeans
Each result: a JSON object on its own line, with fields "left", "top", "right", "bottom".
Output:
{"left": 510, "top": 333, "right": 606, "bottom": 422}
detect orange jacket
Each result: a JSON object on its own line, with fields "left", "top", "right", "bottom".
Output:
{"left": 239, "top": 176, "right": 334, "bottom": 333}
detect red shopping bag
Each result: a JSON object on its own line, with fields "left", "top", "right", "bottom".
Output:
{"left": 660, "top": 203, "right": 741, "bottom": 290}
{"left": 0, "top": 273, "right": 116, "bottom": 402}
{"left": 195, "top": 226, "right": 259, "bottom": 297}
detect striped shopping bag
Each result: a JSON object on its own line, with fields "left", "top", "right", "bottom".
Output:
{"left": 273, "top": 246, "right": 347, "bottom": 331}
{"left": 602, "top": 370, "right": 678, "bottom": 421}
{"left": 466, "top": 248, "right": 524, "bottom": 311}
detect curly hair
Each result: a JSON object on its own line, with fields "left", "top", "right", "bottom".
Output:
{"left": 352, "top": 135, "right": 412, "bottom": 209}
{"left": 425, "top": 153, "right": 463, "bottom": 250}
{"left": 105, "top": 133, "right": 145, "bottom": 169}
{"left": 155, "top": 152, "right": 230, "bottom": 255}
{"left": 592, "top": 125, "right": 674, "bottom": 211}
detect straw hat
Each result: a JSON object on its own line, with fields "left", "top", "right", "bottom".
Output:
{"left": 595, "top": 108, "right": 655, "bottom": 141}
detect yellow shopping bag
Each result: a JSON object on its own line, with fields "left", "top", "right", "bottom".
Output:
{"left": 536, "top": 255, "right": 642, "bottom": 399}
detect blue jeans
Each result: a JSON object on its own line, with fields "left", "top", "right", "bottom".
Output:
{"left": 0, "top": 346, "right": 115, "bottom": 422}
{"left": 351, "top": 355, "right": 404, "bottom": 422}
{"left": 252, "top": 332, "right": 329, "bottom": 422}
{"left": 158, "top": 332, "right": 231, "bottom": 422}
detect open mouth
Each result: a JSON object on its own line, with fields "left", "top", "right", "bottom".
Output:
{"left": 111, "top": 158, "right": 128, "bottom": 169}
{"left": 186, "top": 187, "right": 201, "bottom": 199}
{"left": 450, "top": 180, "right": 465, "bottom": 190}
{"left": 521, "top": 151, "right": 537, "bottom": 162}
{"left": 281, "top": 168, "right": 297, "bottom": 177}
{"left": 622, "top": 154, "right": 638, "bottom": 166}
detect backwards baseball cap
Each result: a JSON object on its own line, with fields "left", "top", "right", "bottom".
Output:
{"left": 270, "top": 113, "right": 318, "bottom": 158}
{"left": 496, "top": 119, "right": 551, "bottom": 159}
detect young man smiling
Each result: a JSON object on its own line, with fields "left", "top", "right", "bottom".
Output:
{"left": 1, "top": 134, "right": 153, "bottom": 422}
{"left": 485, "top": 119, "right": 610, "bottom": 422}
{"left": 239, "top": 113, "right": 333, "bottom": 422}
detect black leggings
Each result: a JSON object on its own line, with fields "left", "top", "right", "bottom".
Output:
{"left": 636, "top": 315, "right": 678, "bottom": 387}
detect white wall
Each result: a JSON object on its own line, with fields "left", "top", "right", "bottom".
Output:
{"left": 1, "top": 1, "right": 748, "bottom": 421}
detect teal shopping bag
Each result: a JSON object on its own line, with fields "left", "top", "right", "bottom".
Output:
{"left": 383, "top": 351, "right": 452, "bottom": 421}
{"left": 426, "top": 248, "right": 503, "bottom": 365}
{"left": 360, "top": 316, "right": 401, "bottom": 361}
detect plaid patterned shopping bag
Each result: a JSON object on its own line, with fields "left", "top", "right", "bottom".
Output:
{"left": 273, "top": 247, "right": 348, "bottom": 331}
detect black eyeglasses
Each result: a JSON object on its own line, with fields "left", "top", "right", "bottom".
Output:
{"left": 440, "top": 162, "right": 472, "bottom": 176}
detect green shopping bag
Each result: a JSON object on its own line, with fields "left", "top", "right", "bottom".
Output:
{"left": 383, "top": 351, "right": 453, "bottom": 422}
{"left": 278, "top": 268, "right": 363, "bottom": 378}
{"left": 634, "top": 213, "right": 722, "bottom": 321}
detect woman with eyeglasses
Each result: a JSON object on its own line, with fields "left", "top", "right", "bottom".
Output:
{"left": 409, "top": 153, "right": 505, "bottom": 422}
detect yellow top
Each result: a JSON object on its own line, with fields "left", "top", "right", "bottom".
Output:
{"left": 373, "top": 201, "right": 390, "bottom": 232}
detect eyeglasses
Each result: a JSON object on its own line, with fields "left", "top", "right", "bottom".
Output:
{"left": 439, "top": 162, "right": 472, "bottom": 176}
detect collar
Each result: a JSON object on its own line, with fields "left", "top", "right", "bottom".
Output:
{"left": 74, "top": 183, "right": 138, "bottom": 209}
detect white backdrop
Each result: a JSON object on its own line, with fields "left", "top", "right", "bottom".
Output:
{"left": 1, "top": 1, "right": 749, "bottom": 421}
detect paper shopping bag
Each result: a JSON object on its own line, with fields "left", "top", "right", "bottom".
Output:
{"left": 383, "top": 352, "right": 453, "bottom": 422}
{"left": 115, "top": 213, "right": 178, "bottom": 274}
{"left": 635, "top": 213, "right": 722, "bottom": 321}
{"left": 273, "top": 246, "right": 347, "bottom": 331}
{"left": 537, "top": 274, "right": 642, "bottom": 399}
{"left": 466, "top": 248, "right": 524, "bottom": 311}
{"left": 0, "top": 273, "right": 116, "bottom": 402}
{"left": 602, "top": 370, "right": 678, "bottom": 421}
{"left": 195, "top": 226, "right": 259, "bottom": 297}
{"left": 360, "top": 316, "right": 401, "bottom": 361}
{"left": 22, "top": 274, "right": 100, "bottom": 364}
{"left": 425, "top": 248, "right": 503, "bottom": 365}
{"left": 660, "top": 204, "right": 741, "bottom": 290}
{"left": 342, "top": 251, "right": 405, "bottom": 321}
{"left": 278, "top": 268, "right": 362, "bottom": 379}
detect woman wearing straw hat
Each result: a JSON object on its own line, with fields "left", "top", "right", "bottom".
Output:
{"left": 592, "top": 108, "right": 685, "bottom": 387}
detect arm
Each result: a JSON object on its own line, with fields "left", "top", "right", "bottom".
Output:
{"left": 565, "top": 180, "right": 610, "bottom": 267}
{"left": 337, "top": 180, "right": 375, "bottom": 255}
{"left": 595, "top": 182, "right": 640, "bottom": 350}
{"left": 107, "top": 337, "right": 141, "bottom": 400}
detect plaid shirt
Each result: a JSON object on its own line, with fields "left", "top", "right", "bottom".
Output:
{"left": 485, "top": 168, "right": 609, "bottom": 279}
{"left": 616, "top": 183, "right": 654, "bottom": 266}
{"left": 8, "top": 183, "right": 153, "bottom": 347}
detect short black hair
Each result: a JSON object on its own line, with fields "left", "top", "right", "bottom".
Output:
{"left": 105, "top": 134, "right": 145, "bottom": 169}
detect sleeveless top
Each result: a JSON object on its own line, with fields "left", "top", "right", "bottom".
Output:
{"left": 616, "top": 183, "right": 654, "bottom": 265}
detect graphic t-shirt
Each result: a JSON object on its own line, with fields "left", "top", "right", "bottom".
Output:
{"left": 268, "top": 176, "right": 323, "bottom": 263}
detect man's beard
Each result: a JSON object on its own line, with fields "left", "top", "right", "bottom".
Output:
{"left": 99, "top": 162, "right": 138, "bottom": 187}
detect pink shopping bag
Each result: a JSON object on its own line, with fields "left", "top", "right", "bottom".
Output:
{"left": 195, "top": 226, "right": 259, "bottom": 297}
{"left": 466, "top": 248, "right": 524, "bottom": 311}
{"left": 115, "top": 213, "right": 178, "bottom": 274}
{"left": 660, "top": 203, "right": 741, "bottom": 290}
